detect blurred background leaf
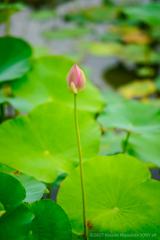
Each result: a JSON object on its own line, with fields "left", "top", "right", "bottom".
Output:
{"left": 0, "top": 37, "right": 32, "bottom": 82}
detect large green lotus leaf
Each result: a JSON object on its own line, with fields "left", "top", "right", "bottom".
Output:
{"left": 0, "top": 172, "right": 34, "bottom": 239}
{"left": 57, "top": 155, "right": 160, "bottom": 237}
{"left": 14, "top": 174, "right": 48, "bottom": 203}
{"left": 0, "top": 37, "right": 32, "bottom": 82}
{"left": 120, "top": 3, "right": 160, "bottom": 26}
{"left": 99, "top": 131, "right": 160, "bottom": 168}
{"left": 100, "top": 131, "right": 126, "bottom": 155}
{"left": 127, "top": 133, "right": 160, "bottom": 167}
{"left": 0, "top": 3, "right": 25, "bottom": 23}
{"left": 102, "top": 90, "right": 125, "bottom": 106}
{"left": 42, "top": 27, "right": 92, "bottom": 40}
{"left": 98, "top": 100, "right": 160, "bottom": 134}
{"left": 0, "top": 163, "right": 48, "bottom": 203}
{"left": 72, "top": 233, "right": 84, "bottom": 240}
{"left": 0, "top": 172, "right": 26, "bottom": 217}
{"left": 0, "top": 102, "right": 101, "bottom": 183}
{"left": 0, "top": 173, "right": 72, "bottom": 240}
{"left": 0, "top": 204, "right": 34, "bottom": 240}
{"left": 0, "top": 162, "right": 15, "bottom": 174}
{"left": 26, "top": 200, "right": 72, "bottom": 240}
{"left": 12, "top": 56, "right": 103, "bottom": 113}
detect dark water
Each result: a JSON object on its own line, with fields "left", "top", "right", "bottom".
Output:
{"left": 103, "top": 62, "right": 137, "bottom": 88}
{"left": 103, "top": 61, "right": 159, "bottom": 88}
{"left": 150, "top": 169, "right": 160, "bottom": 181}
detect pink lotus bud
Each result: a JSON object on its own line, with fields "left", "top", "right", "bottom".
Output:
{"left": 67, "top": 64, "right": 86, "bottom": 94}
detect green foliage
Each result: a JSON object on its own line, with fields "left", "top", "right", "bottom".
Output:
{"left": 0, "top": 173, "right": 34, "bottom": 239}
{"left": 0, "top": 163, "right": 48, "bottom": 203}
{"left": 99, "top": 130, "right": 160, "bottom": 167}
{"left": 127, "top": 133, "right": 160, "bottom": 167}
{"left": 1, "top": 1, "right": 160, "bottom": 236}
{"left": 57, "top": 154, "right": 160, "bottom": 237}
{"left": 14, "top": 174, "right": 48, "bottom": 203}
{"left": 0, "top": 172, "right": 72, "bottom": 239}
{"left": 82, "top": 42, "right": 122, "bottom": 57}
{"left": 120, "top": 3, "right": 160, "bottom": 26}
{"left": 0, "top": 3, "right": 25, "bottom": 23}
{"left": 0, "top": 102, "right": 100, "bottom": 182}
{"left": 62, "top": 51, "right": 85, "bottom": 63}
{"left": 100, "top": 32, "right": 121, "bottom": 42}
{"left": 65, "top": 6, "right": 117, "bottom": 24}
{"left": 122, "top": 44, "right": 160, "bottom": 64}
{"left": 98, "top": 100, "right": 160, "bottom": 134}
{"left": 155, "top": 77, "right": 160, "bottom": 91}
{"left": 52, "top": 173, "right": 67, "bottom": 188}
{"left": 0, "top": 37, "right": 32, "bottom": 82}
{"left": 32, "top": 46, "right": 51, "bottom": 58}
{"left": 0, "top": 204, "right": 34, "bottom": 240}
{"left": 12, "top": 56, "right": 104, "bottom": 113}
{"left": 42, "top": 27, "right": 92, "bottom": 39}
{"left": 0, "top": 203, "right": 6, "bottom": 217}
{"left": 101, "top": 90, "right": 124, "bottom": 105}
{"left": 100, "top": 131, "right": 126, "bottom": 155}
{"left": 0, "top": 93, "right": 34, "bottom": 112}
{"left": 118, "top": 80, "right": 156, "bottom": 99}
{"left": 82, "top": 6, "right": 117, "bottom": 23}
{"left": 0, "top": 172, "right": 26, "bottom": 217}
{"left": 72, "top": 233, "right": 84, "bottom": 240}
{"left": 82, "top": 41, "right": 160, "bottom": 64}
{"left": 26, "top": 200, "right": 72, "bottom": 240}
{"left": 30, "top": 9, "right": 56, "bottom": 21}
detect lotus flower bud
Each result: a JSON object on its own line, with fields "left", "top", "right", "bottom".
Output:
{"left": 67, "top": 64, "right": 86, "bottom": 94}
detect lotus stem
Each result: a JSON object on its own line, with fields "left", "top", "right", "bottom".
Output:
{"left": 74, "top": 94, "right": 88, "bottom": 240}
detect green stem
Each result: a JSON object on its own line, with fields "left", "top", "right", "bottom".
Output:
{"left": 122, "top": 132, "right": 130, "bottom": 154}
{"left": 0, "top": 104, "right": 5, "bottom": 123}
{"left": 74, "top": 94, "right": 88, "bottom": 240}
{"left": 5, "top": 0, "right": 10, "bottom": 36}
{"left": 47, "top": 183, "right": 52, "bottom": 199}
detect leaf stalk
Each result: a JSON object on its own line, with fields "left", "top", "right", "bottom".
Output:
{"left": 0, "top": 104, "right": 5, "bottom": 123}
{"left": 122, "top": 132, "right": 131, "bottom": 154}
{"left": 5, "top": 0, "right": 11, "bottom": 36}
{"left": 47, "top": 183, "right": 52, "bottom": 199}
